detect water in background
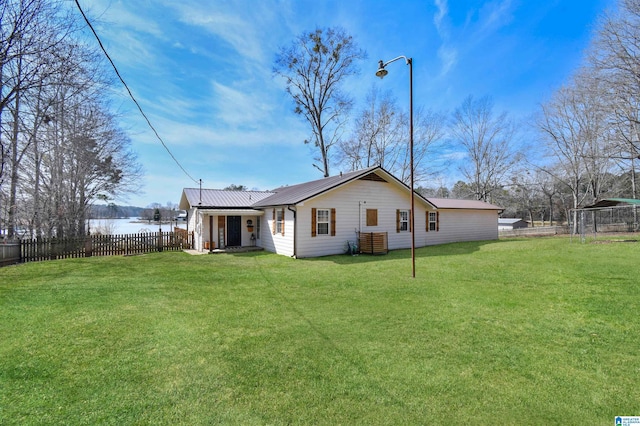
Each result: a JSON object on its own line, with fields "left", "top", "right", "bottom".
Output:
{"left": 89, "top": 218, "right": 187, "bottom": 235}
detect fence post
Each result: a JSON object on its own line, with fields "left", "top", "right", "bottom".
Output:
{"left": 85, "top": 236, "right": 92, "bottom": 257}
{"left": 50, "top": 238, "right": 56, "bottom": 260}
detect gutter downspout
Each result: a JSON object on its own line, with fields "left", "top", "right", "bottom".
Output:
{"left": 287, "top": 205, "right": 297, "bottom": 258}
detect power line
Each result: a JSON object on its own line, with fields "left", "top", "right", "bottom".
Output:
{"left": 74, "top": 0, "right": 199, "bottom": 185}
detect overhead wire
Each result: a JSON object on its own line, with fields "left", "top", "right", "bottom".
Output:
{"left": 74, "top": 0, "right": 199, "bottom": 185}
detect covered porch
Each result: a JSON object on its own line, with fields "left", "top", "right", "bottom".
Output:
{"left": 195, "top": 209, "right": 264, "bottom": 252}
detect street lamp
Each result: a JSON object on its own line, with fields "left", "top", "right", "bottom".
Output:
{"left": 376, "top": 56, "right": 415, "bottom": 278}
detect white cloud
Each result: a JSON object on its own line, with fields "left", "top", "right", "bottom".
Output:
{"left": 433, "top": 0, "right": 449, "bottom": 34}
{"left": 437, "top": 46, "right": 458, "bottom": 77}
{"left": 478, "top": 0, "right": 514, "bottom": 36}
{"left": 85, "top": 0, "right": 166, "bottom": 39}
{"left": 212, "top": 82, "right": 273, "bottom": 128}
{"left": 163, "top": 0, "right": 287, "bottom": 66}
{"left": 433, "top": 0, "right": 458, "bottom": 76}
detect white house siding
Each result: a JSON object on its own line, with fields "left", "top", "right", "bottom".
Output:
{"left": 186, "top": 208, "right": 202, "bottom": 250}
{"left": 295, "top": 179, "right": 431, "bottom": 258}
{"left": 237, "top": 215, "right": 260, "bottom": 248}
{"left": 260, "top": 207, "right": 295, "bottom": 257}
{"left": 423, "top": 209, "right": 498, "bottom": 246}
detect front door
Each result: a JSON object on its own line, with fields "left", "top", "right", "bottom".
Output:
{"left": 227, "top": 216, "right": 242, "bottom": 247}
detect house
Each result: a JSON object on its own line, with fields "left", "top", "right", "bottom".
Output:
{"left": 178, "top": 166, "right": 503, "bottom": 258}
{"left": 498, "top": 218, "right": 529, "bottom": 230}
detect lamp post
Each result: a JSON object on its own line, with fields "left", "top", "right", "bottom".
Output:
{"left": 376, "top": 56, "right": 415, "bottom": 278}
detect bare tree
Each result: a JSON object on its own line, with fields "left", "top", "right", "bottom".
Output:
{"left": 1, "top": 0, "right": 78, "bottom": 237}
{"left": 274, "top": 27, "right": 366, "bottom": 177}
{"left": 449, "top": 95, "right": 519, "bottom": 202}
{"left": 1, "top": 0, "right": 74, "bottom": 184}
{"left": 589, "top": 0, "right": 640, "bottom": 201}
{"left": 399, "top": 107, "right": 447, "bottom": 184}
{"left": 338, "top": 86, "right": 446, "bottom": 184}
{"left": 337, "top": 87, "right": 402, "bottom": 171}
{"left": 1, "top": 0, "right": 141, "bottom": 238}
{"left": 536, "top": 71, "right": 613, "bottom": 232}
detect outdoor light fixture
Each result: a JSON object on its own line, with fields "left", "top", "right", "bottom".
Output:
{"left": 375, "top": 60, "right": 388, "bottom": 78}
{"left": 376, "top": 55, "right": 415, "bottom": 278}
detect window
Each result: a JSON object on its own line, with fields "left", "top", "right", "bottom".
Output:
{"left": 276, "top": 209, "right": 284, "bottom": 234}
{"left": 366, "top": 209, "right": 378, "bottom": 226}
{"left": 429, "top": 212, "right": 438, "bottom": 231}
{"left": 317, "top": 209, "right": 329, "bottom": 235}
{"left": 312, "top": 208, "right": 336, "bottom": 237}
{"left": 398, "top": 209, "right": 409, "bottom": 232}
{"left": 427, "top": 211, "right": 439, "bottom": 232}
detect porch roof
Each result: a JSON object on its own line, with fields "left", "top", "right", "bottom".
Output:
{"left": 180, "top": 188, "right": 274, "bottom": 210}
{"left": 197, "top": 209, "right": 264, "bottom": 216}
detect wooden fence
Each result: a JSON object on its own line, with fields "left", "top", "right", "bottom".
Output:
{"left": 498, "top": 225, "right": 569, "bottom": 238}
{"left": 0, "top": 242, "right": 21, "bottom": 267}
{"left": 1, "top": 229, "right": 193, "bottom": 266}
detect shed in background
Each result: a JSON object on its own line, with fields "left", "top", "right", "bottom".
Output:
{"left": 498, "top": 218, "right": 528, "bottom": 230}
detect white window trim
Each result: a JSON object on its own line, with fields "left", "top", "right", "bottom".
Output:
{"left": 317, "top": 208, "right": 330, "bottom": 236}
{"left": 429, "top": 211, "right": 437, "bottom": 231}
{"left": 399, "top": 209, "right": 409, "bottom": 232}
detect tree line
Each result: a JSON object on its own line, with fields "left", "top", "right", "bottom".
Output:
{"left": 3, "top": 0, "right": 638, "bottom": 239}
{"left": 274, "top": 0, "right": 640, "bottom": 227}
{"left": 0, "top": 0, "right": 141, "bottom": 239}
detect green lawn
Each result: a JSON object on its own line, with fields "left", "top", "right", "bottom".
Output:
{"left": 1, "top": 236, "right": 638, "bottom": 425}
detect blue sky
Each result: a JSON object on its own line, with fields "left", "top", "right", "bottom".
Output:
{"left": 80, "top": 0, "right": 614, "bottom": 208}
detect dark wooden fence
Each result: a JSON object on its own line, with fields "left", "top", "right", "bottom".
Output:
{"left": 0, "top": 242, "right": 21, "bottom": 266}
{"left": 1, "top": 229, "right": 193, "bottom": 266}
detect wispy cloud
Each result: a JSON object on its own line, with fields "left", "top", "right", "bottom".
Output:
{"left": 212, "top": 82, "right": 274, "bottom": 129}
{"left": 76, "top": 0, "right": 604, "bottom": 206}
{"left": 89, "top": 0, "right": 166, "bottom": 39}
{"left": 432, "top": 0, "right": 516, "bottom": 77}
{"left": 437, "top": 46, "right": 458, "bottom": 76}
{"left": 478, "top": 0, "right": 514, "bottom": 35}
{"left": 433, "top": 0, "right": 458, "bottom": 76}
{"left": 433, "top": 0, "right": 449, "bottom": 34}
{"left": 164, "top": 0, "right": 286, "bottom": 66}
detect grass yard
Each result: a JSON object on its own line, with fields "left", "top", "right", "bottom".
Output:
{"left": 1, "top": 236, "right": 639, "bottom": 425}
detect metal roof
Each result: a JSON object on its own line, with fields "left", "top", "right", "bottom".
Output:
{"left": 427, "top": 198, "right": 503, "bottom": 211}
{"left": 179, "top": 166, "right": 504, "bottom": 212}
{"left": 582, "top": 198, "right": 640, "bottom": 209}
{"left": 498, "top": 218, "right": 526, "bottom": 224}
{"left": 252, "top": 166, "right": 385, "bottom": 207}
{"left": 180, "top": 188, "right": 274, "bottom": 209}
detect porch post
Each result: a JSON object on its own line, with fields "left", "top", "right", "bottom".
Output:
{"left": 209, "top": 215, "right": 213, "bottom": 253}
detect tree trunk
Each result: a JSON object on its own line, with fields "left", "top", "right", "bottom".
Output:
{"left": 8, "top": 85, "right": 21, "bottom": 239}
